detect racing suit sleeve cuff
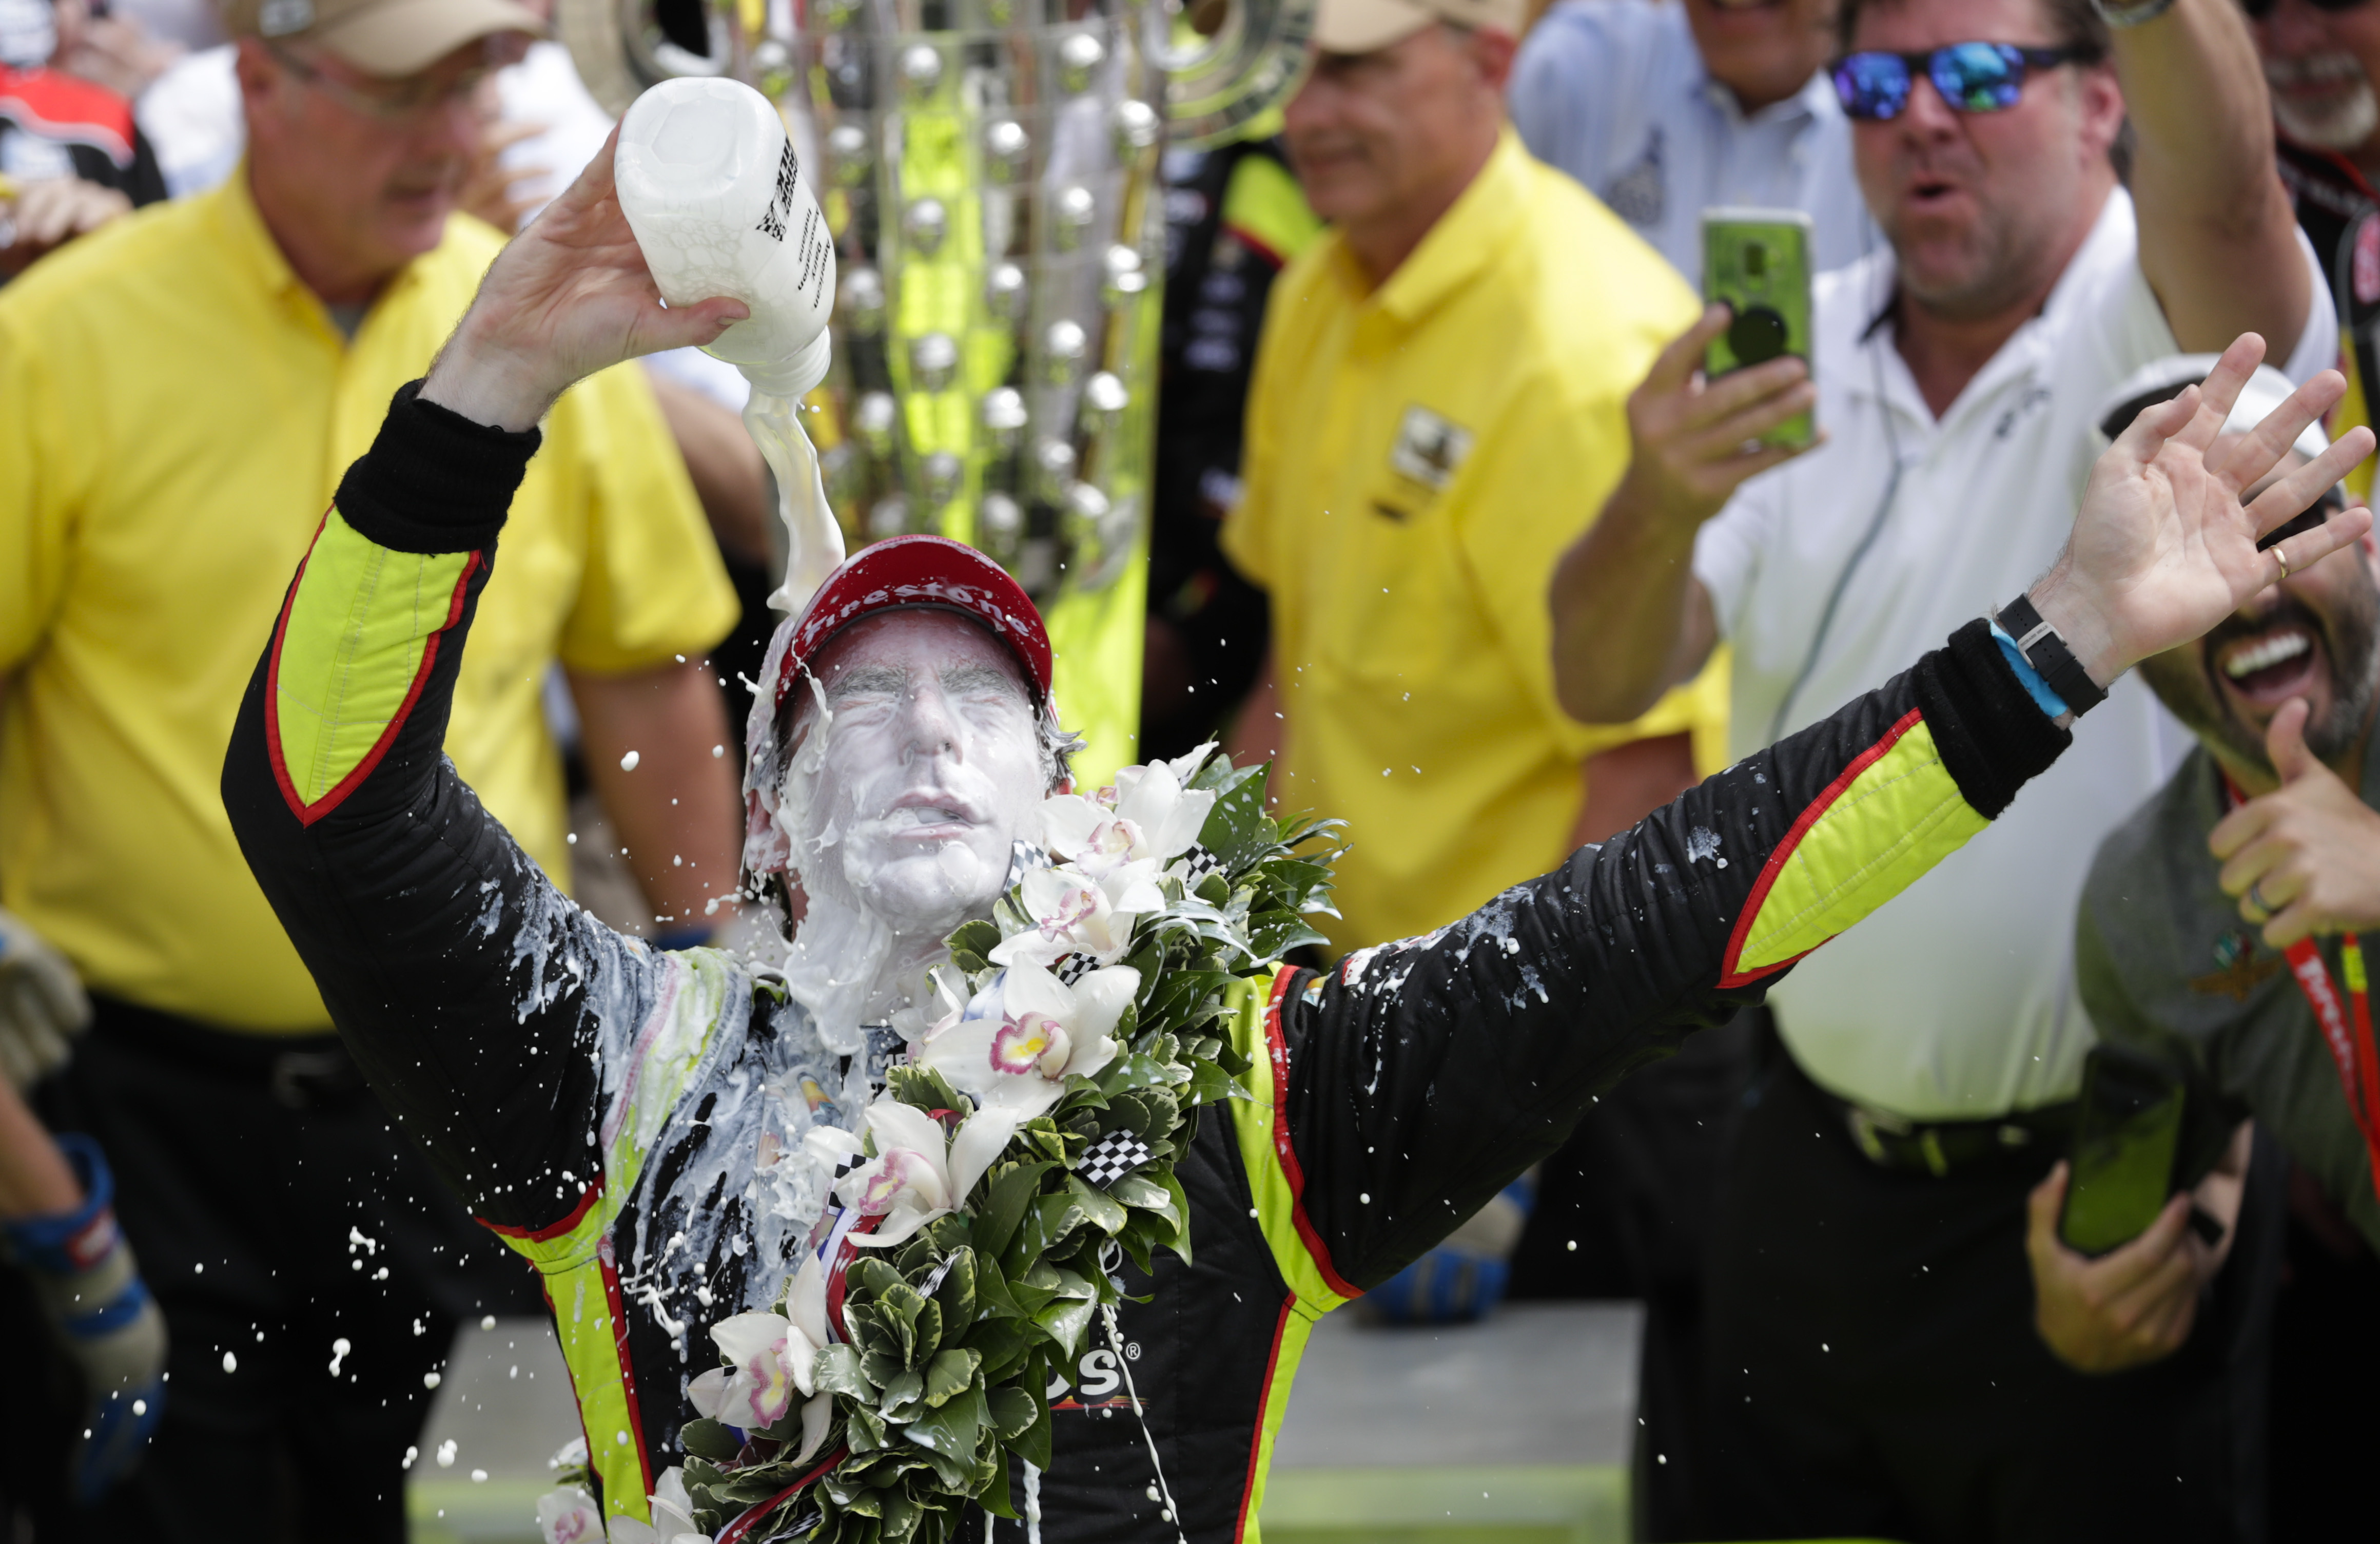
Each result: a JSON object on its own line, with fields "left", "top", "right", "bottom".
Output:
{"left": 330, "top": 379, "right": 542, "bottom": 555}
{"left": 1910, "top": 617, "right": 2074, "bottom": 821}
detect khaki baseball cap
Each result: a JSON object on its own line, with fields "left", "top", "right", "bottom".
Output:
{"left": 1313, "top": 0, "right": 1524, "bottom": 53}
{"left": 225, "top": 0, "right": 543, "bottom": 78}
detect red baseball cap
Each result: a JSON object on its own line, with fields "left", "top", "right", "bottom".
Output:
{"left": 775, "top": 535, "right": 1053, "bottom": 711}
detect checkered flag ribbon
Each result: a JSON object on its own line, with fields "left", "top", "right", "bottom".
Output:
{"left": 1075, "top": 1130, "right": 1154, "bottom": 1190}
{"left": 1005, "top": 839, "right": 1051, "bottom": 889}
{"left": 1052, "top": 953, "right": 1096, "bottom": 987}
{"left": 1174, "top": 843, "right": 1225, "bottom": 885}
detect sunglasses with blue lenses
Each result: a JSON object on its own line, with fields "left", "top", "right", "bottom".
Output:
{"left": 1831, "top": 42, "right": 2096, "bottom": 121}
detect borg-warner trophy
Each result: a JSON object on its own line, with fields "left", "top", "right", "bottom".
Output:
{"left": 562, "top": 0, "right": 1313, "bottom": 777}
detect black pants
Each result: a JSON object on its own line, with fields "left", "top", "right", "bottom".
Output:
{"left": 0, "top": 997, "right": 540, "bottom": 1544}
{"left": 1508, "top": 1013, "right": 1753, "bottom": 1541}
{"left": 1700, "top": 1037, "right": 2280, "bottom": 1544}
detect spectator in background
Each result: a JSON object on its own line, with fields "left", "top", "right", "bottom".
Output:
{"left": 45, "top": 0, "right": 184, "bottom": 100}
{"left": 0, "top": 930, "right": 167, "bottom": 1525}
{"left": 1141, "top": 132, "right": 1321, "bottom": 761}
{"left": 1223, "top": 0, "right": 1724, "bottom": 957}
{"left": 1511, "top": 0, "right": 1872, "bottom": 286}
{"left": 1549, "top": 0, "right": 2332, "bottom": 1536}
{"left": 2050, "top": 356, "right": 2380, "bottom": 1538}
{"left": 2251, "top": 0, "right": 2380, "bottom": 507}
{"left": 127, "top": 0, "right": 779, "bottom": 794}
{"left": 1, "top": 0, "right": 164, "bottom": 275}
{"left": 0, "top": 0, "right": 747, "bottom": 1533}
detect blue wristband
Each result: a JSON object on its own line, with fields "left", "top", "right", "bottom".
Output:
{"left": 1989, "top": 620, "right": 2073, "bottom": 721}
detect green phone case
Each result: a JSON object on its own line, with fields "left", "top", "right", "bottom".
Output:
{"left": 1702, "top": 207, "right": 1815, "bottom": 450}
{"left": 2058, "top": 1045, "right": 2187, "bottom": 1258}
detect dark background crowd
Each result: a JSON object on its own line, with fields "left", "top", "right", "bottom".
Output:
{"left": 6, "top": 0, "right": 2380, "bottom": 1539}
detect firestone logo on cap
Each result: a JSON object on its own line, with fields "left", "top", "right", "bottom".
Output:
{"left": 259, "top": 0, "right": 315, "bottom": 35}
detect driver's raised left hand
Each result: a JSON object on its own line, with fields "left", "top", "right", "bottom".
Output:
{"left": 2029, "top": 334, "right": 2375, "bottom": 686}
{"left": 421, "top": 126, "right": 748, "bottom": 433}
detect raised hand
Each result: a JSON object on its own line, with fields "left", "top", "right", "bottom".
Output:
{"left": 1613, "top": 305, "right": 1821, "bottom": 528}
{"left": 421, "top": 126, "right": 749, "bottom": 433}
{"left": 2030, "top": 334, "right": 2376, "bottom": 686}
{"left": 2209, "top": 699, "right": 2380, "bottom": 948}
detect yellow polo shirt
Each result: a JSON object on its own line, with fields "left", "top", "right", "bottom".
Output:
{"left": 0, "top": 171, "right": 738, "bottom": 1033}
{"left": 1222, "top": 129, "right": 1725, "bottom": 953}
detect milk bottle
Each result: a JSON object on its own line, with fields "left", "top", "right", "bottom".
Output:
{"left": 615, "top": 78, "right": 844, "bottom": 612}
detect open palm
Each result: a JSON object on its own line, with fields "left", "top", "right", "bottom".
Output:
{"left": 423, "top": 127, "right": 749, "bottom": 432}
{"left": 2035, "top": 335, "right": 2375, "bottom": 685}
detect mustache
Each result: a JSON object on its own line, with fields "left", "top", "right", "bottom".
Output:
{"left": 2264, "top": 51, "right": 2369, "bottom": 88}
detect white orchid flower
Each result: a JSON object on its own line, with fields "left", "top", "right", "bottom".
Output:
{"left": 695, "top": 1311, "right": 809, "bottom": 1431}
{"left": 796, "top": 1387, "right": 833, "bottom": 1464}
{"left": 1161, "top": 740, "right": 1221, "bottom": 782}
{"left": 684, "top": 1248, "right": 834, "bottom": 1432}
{"left": 891, "top": 962, "right": 972, "bottom": 1045}
{"left": 534, "top": 1486, "right": 603, "bottom": 1544}
{"left": 833, "top": 1098, "right": 1017, "bottom": 1248}
{"left": 990, "top": 862, "right": 1162, "bottom": 970}
{"left": 914, "top": 963, "right": 1138, "bottom": 1120}
{"left": 1041, "top": 759, "right": 1215, "bottom": 880}
{"left": 603, "top": 1468, "right": 711, "bottom": 1544}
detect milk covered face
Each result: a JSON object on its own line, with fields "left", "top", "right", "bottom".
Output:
{"left": 787, "top": 611, "right": 1047, "bottom": 939}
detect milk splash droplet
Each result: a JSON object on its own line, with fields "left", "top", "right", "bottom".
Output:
{"left": 620, "top": 750, "right": 641, "bottom": 772}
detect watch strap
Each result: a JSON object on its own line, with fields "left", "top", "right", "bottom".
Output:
{"left": 1994, "top": 593, "right": 2109, "bottom": 716}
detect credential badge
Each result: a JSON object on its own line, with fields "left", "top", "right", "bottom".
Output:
{"left": 1390, "top": 404, "right": 1473, "bottom": 491}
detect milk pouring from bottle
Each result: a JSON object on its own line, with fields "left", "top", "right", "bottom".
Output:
{"left": 615, "top": 78, "right": 843, "bottom": 612}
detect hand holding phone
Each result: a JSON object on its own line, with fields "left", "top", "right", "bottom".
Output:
{"left": 2058, "top": 1044, "right": 2187, "bottom": 1256}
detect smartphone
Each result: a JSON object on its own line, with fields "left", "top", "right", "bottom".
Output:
{"left": 1702, "top": 207, "right": 1816, "bottom": 450}
{"left": 2057, "top": 1044, "right": 2187, "bottom": 1258}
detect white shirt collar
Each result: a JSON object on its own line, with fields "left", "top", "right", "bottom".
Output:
{"left": 1828, "top": 186, "right": 2136, "bottom": 428}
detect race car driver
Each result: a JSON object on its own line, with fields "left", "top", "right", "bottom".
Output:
{"left": 220, "top": 139, "right": 2372, "bottom": 1542}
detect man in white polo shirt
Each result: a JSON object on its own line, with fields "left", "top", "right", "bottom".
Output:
{"left": 1549, "top": 0, "right": 2336, "bottom": 1536}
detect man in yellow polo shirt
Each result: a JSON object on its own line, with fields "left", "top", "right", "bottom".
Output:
{"left": 1221, "top": 0, "right": 1721, "bottom": 957}
{"left": 0, "top": 0, "right": 742, "bottom": 1530}
{"left": 1215, "top": 0, "right": 1733, "bottom": 1433}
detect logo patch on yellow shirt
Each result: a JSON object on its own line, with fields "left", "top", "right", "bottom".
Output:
{"left": 1390, "top": 405, "right": 1474, "bottom": 490}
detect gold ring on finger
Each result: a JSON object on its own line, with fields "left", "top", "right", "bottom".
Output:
{"left": 2276, "top": 547, "right": 2292, "bottom": 582}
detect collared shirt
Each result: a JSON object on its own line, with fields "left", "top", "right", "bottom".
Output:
{"left": 2079, "top": 743, "right": 2380, "bottom": 1253}
{"left": 1691, "top": 187, "right": 2336, "bottom": 1118}
{"left": 1510, "top": 0, "right": 1875, "bottom": 287}
{"left": 0, "top": 170, "right": 737, "bottom": 1033}
{"left": 1223, "top": 129, "right": 1725, "bottom": 953}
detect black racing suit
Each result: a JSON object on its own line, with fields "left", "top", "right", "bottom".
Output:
{"left": 223, "top": 383, "right": 2073, "bottom": 1542}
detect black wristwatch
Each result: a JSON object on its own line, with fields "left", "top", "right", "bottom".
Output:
{"left": 1995, "top": 593, "right": 2109, "bottom": 717}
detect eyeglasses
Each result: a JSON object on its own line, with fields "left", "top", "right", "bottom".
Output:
{"left": 266, "top": 43, "right": 492, "bottom": 124}
{"left": 1830, "top": 42, "right": 2097, "bottom": 121}
{"left": 2241, "top": 0, "right": 2371, "bottom": 20}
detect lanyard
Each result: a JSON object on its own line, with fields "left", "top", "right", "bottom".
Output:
{"left": 2281, "top": 934, "right": 2380, "bottom": 1203}
{"left": 2223, "top": 770, "right": 2380, "bottom": 1200}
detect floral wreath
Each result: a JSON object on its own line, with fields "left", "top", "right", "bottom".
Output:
{"left": 540, "top": 744, "right": 1342, "bottom": 1544}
